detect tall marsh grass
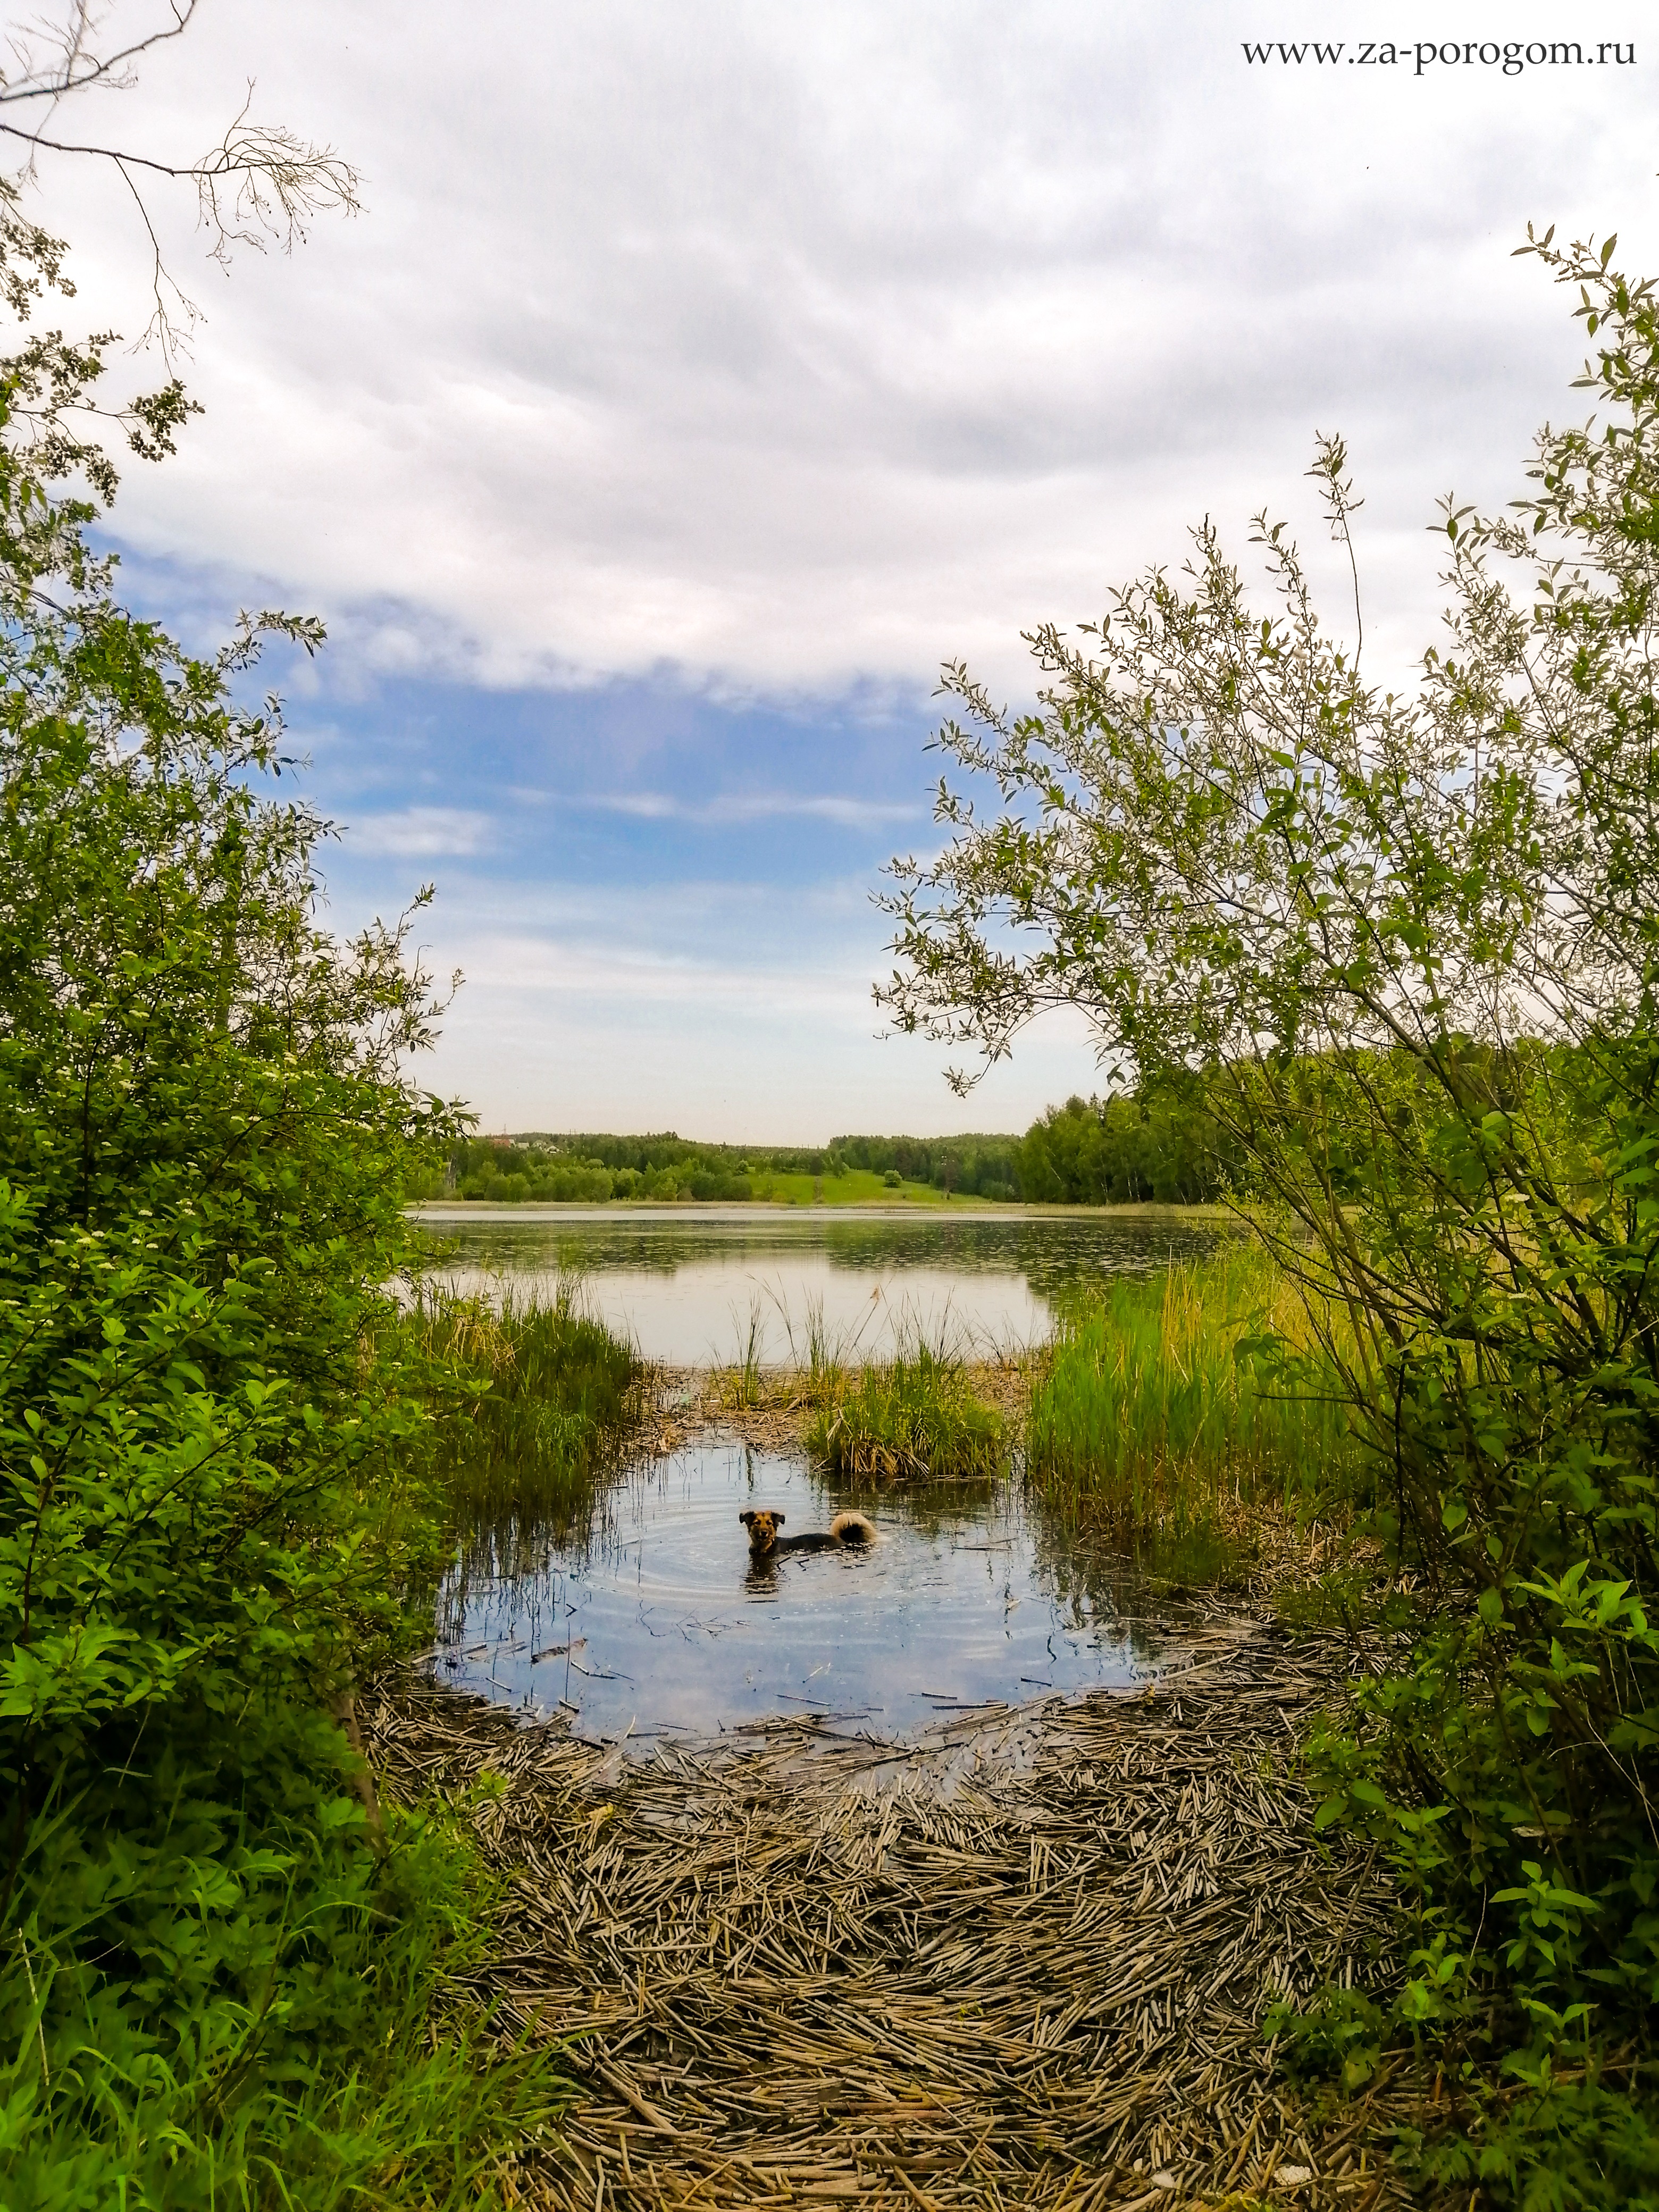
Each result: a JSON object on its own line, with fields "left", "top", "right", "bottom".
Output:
{"left": 717, "top": 1285, "right": 884, "bottom": 1411}
{"left": 714, "top": 1292, "right": 768, "bottom": 1408}
{"left": 415, "top": 1276, "right": 645, "bottom": 1527}
{"left": 785, "top": 1291, "right": 866, "bottom": 1408}
{"left": 1028, "top": 1246, "right": 1368, "bottom": 1546}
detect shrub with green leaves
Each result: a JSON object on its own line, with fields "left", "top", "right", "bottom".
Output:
{"left": 880, "top": 227, "right": 1659, "bottom": 2201}
{"left": 0, "top": 195, "right": 550, "bottom": 2207}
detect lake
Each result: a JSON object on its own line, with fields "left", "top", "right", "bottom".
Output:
{"left": 410, "top": 1204, "right": 1227, "bottom": 1365}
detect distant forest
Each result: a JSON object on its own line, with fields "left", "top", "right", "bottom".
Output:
{"left": 421, "top": 1090, "right": 1237, "bottom": 1205}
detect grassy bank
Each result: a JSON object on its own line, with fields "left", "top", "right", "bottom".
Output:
{"left": 1027, "top": 1246, "right": 1369, "bottom": 1560}
{"left": 751, "top": 1168, "right": 969, "bottom": 1205}
{"left": 420, "top": 1171, "right": 1005, "bottom": 1208}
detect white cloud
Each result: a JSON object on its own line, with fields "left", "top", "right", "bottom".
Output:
{"left": 22, "top": 2, "right": 1656, "bottom": 1131}
{"left": 39, "top": 0, "right": 1656, "bottom": 703}
{"left": 583, "top": 791, "right": 920, "bottom": 828}
{"left": 458, "top": 932, "right": 862, "bottom": 1013}
{"left": 348, "top": 807, "right": 493, "bottom": 858}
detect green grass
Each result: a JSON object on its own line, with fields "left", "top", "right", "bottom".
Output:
{"left": 806, "top": 1336, "right": 1006, "bottom": 1479}
{"left": 746, "top": 1168, "right": 985, "bottom": 1206}
{"left": 420, "top": 1167, "right": 1013, "bottom": 1207}
{"left": 219, "top": 1806, "right": 566, "bottom": 2210}
{"left": 415, "top": 1277, "right": 646, "bottom": 1527}
{"left": 1027, "top": 1245, "right": 1369, "bottom": 1552}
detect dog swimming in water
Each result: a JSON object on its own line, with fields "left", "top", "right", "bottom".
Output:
{"left": 740, "top": 1507, "right": 876, "bottom": 1560}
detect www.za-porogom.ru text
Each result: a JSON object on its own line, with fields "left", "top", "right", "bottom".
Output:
{"left": 1242, "top": 39, "right": 1635, "bottom": 75}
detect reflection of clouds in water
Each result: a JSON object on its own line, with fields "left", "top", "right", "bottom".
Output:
{"left": 435, "top": 1444, "right": 1192, "bottom": 1752}
{"left": 413, "top": 1211, "right": 1231, "bottom": 1365}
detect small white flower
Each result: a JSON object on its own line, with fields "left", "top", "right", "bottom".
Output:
{"left": 1276, "top": 2167, "right": 1314, "bottom": 2189}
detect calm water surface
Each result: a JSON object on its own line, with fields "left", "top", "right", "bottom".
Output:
{"left": 436, "top": 1443, "right": 1192, "bottom": 1748}
{"left": 412, "top": 1206, "right": 1227, "bottom": 1364}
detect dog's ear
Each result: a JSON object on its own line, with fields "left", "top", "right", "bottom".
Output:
{"left": 739, "top": 1510, "right": 755, "bottom": 1527}
{"left": 775, "top": 1512, "right": 785, "bottom": 1526}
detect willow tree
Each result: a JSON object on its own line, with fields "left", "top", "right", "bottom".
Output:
{"left": 881, "top": 231, "right": 1659, "bottom": 2200}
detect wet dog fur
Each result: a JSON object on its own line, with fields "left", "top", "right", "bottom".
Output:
{"left": 740, "top": 1507, "right": 876, "bottom": 1559}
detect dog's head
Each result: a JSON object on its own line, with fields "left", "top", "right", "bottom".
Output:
{"left": 740, "top": 1507, "right": 784, "bottom": 1554}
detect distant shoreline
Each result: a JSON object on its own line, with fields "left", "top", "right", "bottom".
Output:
{"left": 405, "top": 1200, "right": 1234, "bottom": 1223}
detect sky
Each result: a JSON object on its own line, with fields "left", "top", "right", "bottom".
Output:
{"left": 12, "top": 1, "right": 1656, "bottom": 1139}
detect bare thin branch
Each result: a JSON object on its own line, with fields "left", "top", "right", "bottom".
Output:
{"left": 0, "top": 103, "right": 362, "bottom": 254}
{"left": 0, "top": 2, "right": 199, "bottom": 113}
{"left": 112, "top": 148, "right": 198, "bottom": 354}
{"left": 0, "top": 7, "right": 362, "bottom": 368}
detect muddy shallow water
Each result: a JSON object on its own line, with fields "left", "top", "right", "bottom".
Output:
{"left": 434, "top": 1442, "right": 1193, "bottom": 1748}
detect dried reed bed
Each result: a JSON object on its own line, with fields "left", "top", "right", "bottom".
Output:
{"left": 366, "top": 1625, "right": 1410, "bottom": 2211}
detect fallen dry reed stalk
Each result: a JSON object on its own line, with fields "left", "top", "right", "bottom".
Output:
{"left": 366, "top": 1623, "right": 1414, "bottom": 2210}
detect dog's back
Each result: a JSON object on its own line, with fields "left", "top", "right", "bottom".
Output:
{"left": 741, "top": 1507, "right": 876, "bottom": 1557}
{"left": 775, "top": 1510, "right": 878, "bottom": 1554}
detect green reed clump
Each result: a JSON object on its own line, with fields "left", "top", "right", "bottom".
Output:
{"left": 713, "top": 1293, "right": 768, "bottom": 1408}
{"left": 1028, "top": 1246, "right": 1367, "bottom": 1544}
{"left": 782, "top": 1292, "right": 860, "bottom": 1409}
{"left": 416, "top": 1278, "right": 645, "bottom": 1522}
{"left": 807, "top": 1337, "right": 1004, "bottom": 1479}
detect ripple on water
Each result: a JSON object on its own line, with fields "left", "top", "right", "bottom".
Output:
{"left": 434, "top": 1443, "right": 1185, "bottom": 1749}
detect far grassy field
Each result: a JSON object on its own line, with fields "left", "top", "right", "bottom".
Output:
{"left": 750, "top": 1169, "right": 975, "bottom": 1206}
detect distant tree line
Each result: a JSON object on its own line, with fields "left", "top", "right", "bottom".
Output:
{"left": 1016, "top": 1092, "right": 1238, "bottom": 1204}
{"left": 425, "top": 1093, "right": 1236, "bottom": 1204}
{"left": 827, "top": 1132, "right": 1023, "bottom": 1197}
{"left": 437, "top": 1135, "right": 753, "bottom": 1204}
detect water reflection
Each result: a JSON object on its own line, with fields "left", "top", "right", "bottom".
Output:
{"left": 412, "top": 1208, "right": 1230, "bottom": 1366}
{"left": 434, "top": 1442, "right": 1194, "bottom": 1749}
